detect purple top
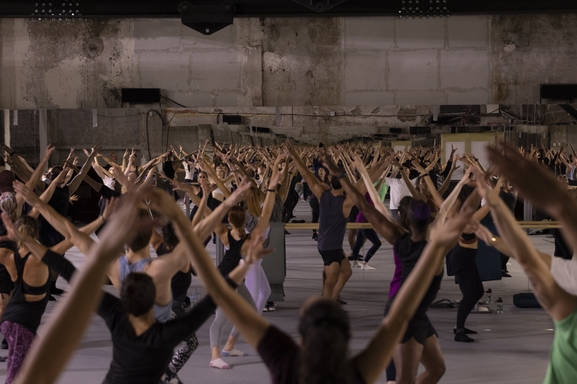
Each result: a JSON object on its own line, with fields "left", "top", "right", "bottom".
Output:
{"left": 389, "top": 249, "right": 403, "bottom": 299}
{"left": 355, "top": 193, "right": 374, "bottom": 223}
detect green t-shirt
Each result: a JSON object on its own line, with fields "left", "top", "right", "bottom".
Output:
{"left": 375, "top": 181, "right": 389, "bottom": 202}
{"left": 544, "top": 307, "right": 577, "bottom": 384}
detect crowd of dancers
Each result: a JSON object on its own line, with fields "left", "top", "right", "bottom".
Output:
{"left": 0, "top": 139, "right": 573, "bottom": 384}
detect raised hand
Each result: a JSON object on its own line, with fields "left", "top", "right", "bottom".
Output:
{"left": 486, "top": 141, "right": 567, "bottom": 212}
{"left": 13, "top": 180, "right": 40, "bottom": 206}
{"left": 43, "top": 144, "right": 56, "bottom": 161}
{"left": 245, "top": 234, "right": 274, "bottom": 265}
{"left": 1, "top": 212, "right": 27, "bottom": 243}
{"left": 470, "top": 221, "right": 495, "bottom": 245}
{"left": 146, "top": 188, "right": 184, "bottom": 221}
{"left": 226, "top": 180, "right": 252, "bottom": 206}
{"left": 102, "top": 197, "right": 118, "bottom": 221}
{"left": 321, "top": 151, "right": 341, "bottom": 176}
{"left": 429, "top": 191, "right": 476, "bottom": 248}
{"left": 53, "top": 167, "right": 69, "bottom": 185}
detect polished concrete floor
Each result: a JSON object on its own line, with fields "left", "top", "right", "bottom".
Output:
{"left": 0, "top": 201, "right": 557, "bottom": 383}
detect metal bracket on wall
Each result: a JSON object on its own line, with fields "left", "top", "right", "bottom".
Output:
{"left": 559, "top": 104, "right": 577, "bottom": 121}
{"left": 291, "top": 0, "right": 348, "bottom": 13}
{"left": 178, "top": 1, "right": 235, "bottom": 35}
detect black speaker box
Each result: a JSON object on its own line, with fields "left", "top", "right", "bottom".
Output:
{"left": 540, "top": 84, "right": 577, "bottom": 100}
{"left": 122, "top": 88, "right": 161, "bottom": 103}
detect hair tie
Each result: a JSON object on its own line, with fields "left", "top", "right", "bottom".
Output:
{"left": 412, "top": 200, "right": 431, "bottom": 221}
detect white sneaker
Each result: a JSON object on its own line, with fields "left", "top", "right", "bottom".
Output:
{"left": 361, "top": 263, "right": 375, "bottom": 270}
{"left": 353, "top": 261, "right": 362, "bottom": 268}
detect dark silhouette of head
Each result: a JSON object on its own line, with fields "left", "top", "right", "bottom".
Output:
{"left": 298, "top": 298, "right": 355, "bottom": 384}
{"left": 128, "top": 210, "right": 153, "bottom": 252}
{"left": 121, "top": 273, "right": 156, "bottom": 317}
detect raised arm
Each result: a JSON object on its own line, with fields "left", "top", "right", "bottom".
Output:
{"left": 475, "top": 167, "right": 577, "bottom": 321}
{"left": 13, "top": 191, "right": 145, "bottom": 384}
{"left": 286, "top": 141, "right": 327, "bottom": 200}
{"left": 200, "top": 159, "right": 232, "bottom": 198}
{"left": 251, "top": 155, "right": 283, "bottom": 239}
{"left": 353, "top": 186, "right": 477, "bottom": 384}
{"left": 192, "top": 181, "right": 252, "bottom": 244}
{"left": 399, "top": 164, "right": 426, "bottom": 202}
{"left": 322, "top": 153, "right": 403, "bottom": 245}
{"left": 438, "top": 160, "right": 458, "bottom": 196}
{"left": 2, "top": 145, "right": 32, "bottom": 182}
{"left": 353, "top": 154, "right": 395, "bottom": 221}
{"left": 487, "top": 142, "right": 577, "bottom": 255}
{"left": 14, "top": 181, "right": 95, "bottom": 256}
{"left": 67, "top": 146, "right": 100, "bottom": 195}
{"left": 147, "top": 189, "right": 271, "bottom": 351}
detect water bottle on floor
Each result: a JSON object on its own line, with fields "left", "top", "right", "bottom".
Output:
{"left": 496, "top": 297, "right": 503, "bottom": 314}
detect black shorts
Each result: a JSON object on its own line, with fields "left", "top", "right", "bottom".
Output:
{"left": 348, "top": 206, "right": 359, "bottom": 223}
{"left": 0, "top": 264, "right": 13, "bottom": 295}
{"left": 401, "top": 313, "right": 437, "bottom": 345}
{"left": 319, "top": 249, "right": 345, "bottom": 266}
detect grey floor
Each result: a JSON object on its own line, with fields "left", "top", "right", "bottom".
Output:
{"left": 2, "top": 201, "right": 557, "bottom": 383}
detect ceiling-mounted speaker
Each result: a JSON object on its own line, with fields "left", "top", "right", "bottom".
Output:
{"left": 291, "top": 0, "right": 348, "bottom": 13}
{"left": 178, "top": 1, "right": 235, "bottom": 35}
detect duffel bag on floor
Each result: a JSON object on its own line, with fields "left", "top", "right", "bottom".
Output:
{"left": 513, "top": 292, "right": 542, "bottom": 308}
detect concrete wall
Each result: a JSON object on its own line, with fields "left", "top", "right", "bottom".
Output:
{"left": 1, "top": 14, "right": 577, "bottom": 109}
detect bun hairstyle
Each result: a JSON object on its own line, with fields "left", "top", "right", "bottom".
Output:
{"left": 407, "top": 199, "right": 432, "bottom": 233}
{"left": 298, "top": 299, "right": 355, "bottom": 384}
{"left": 14, "top": 215, "right": 38, "bottom": 248}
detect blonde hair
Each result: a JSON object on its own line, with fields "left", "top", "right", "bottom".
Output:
{"left": 246, "top": 186, "right": 264, "bottom": 217}
{"left": 14, "top": 216, "right": 38, "bottom": 249}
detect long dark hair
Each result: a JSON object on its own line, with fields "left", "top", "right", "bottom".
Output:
{"left": 161, "top": 222, "right": 179, "bottom": 251}
{"left": 298, "top": 299, "right": 355, "bottom": 384}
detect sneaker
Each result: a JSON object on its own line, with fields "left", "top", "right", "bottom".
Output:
{"left": 209, "top": 358, "right": 231, "bottom": 369}
{"left": 352, "top": 261, "right": 362, "bottom": 268}
{"left": 266, "top": 301, "right": 276, "bottom": 311}
{"left": 361, "top": 263, "right": 375, "bottom": 270}
{"left": 336, "top": 296, "right": 347, "bottom": 305}
{"left": 221, "top": 348, "right": 248, "bottom": 357}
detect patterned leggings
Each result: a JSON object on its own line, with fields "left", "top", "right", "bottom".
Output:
{"left": 158, "top": 305, "right": 200, "bottom": 384}
{"left": 0, "top": 321, "right": 35, "bottom": 384}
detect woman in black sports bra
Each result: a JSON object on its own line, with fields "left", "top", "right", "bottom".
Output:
{"left": 0, "top": 215, "right": 51, "bottom": 384}
{"left": 447, "top": 181, "right": 494, "bottom": 343}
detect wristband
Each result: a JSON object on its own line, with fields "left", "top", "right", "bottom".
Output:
{"left": 267, "top": 188, "right": 276, "bottom": 192}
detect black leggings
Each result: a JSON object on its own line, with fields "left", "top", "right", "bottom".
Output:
{"left": 551, "top": 228, "right": 573, "bottom": 260}
{"left": 352, "top": 229, "right": 382, "bottom": 262}
{"left": 455, "top": 263, "right": 484, "bottom": 329}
